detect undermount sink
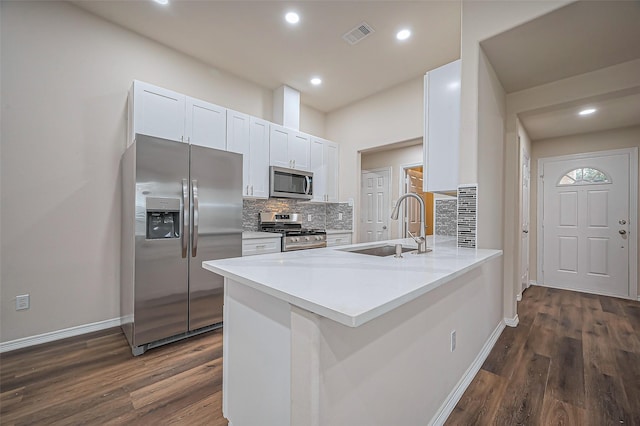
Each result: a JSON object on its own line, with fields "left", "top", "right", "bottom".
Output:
{"left": 340, "top": 245, "right": 416, "bottom": 257}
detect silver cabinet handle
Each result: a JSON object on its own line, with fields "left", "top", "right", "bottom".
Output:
{"left": 251, "top": 185, "right": 254, "bottom": 196}
{"left": 192, "top": 179, "right": 199, "bottom": 257}
{"left": 182, "top": 179, "right": 189, "bottom": 258}
{"left": 619, "top": 230, "right": 627, "bottom": 235}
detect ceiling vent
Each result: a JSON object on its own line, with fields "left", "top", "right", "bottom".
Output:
{"left": 342, "top": 22, "right": 375, "bottom": 45}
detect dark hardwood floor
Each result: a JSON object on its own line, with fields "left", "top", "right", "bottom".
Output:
{"left": 447, "top": 285, "right": 640, "bottom": 426}
{"left": 2, "top": 286, "right": 639, "bottom": 425}
{"left": 0, "top": 328, "right": 226, "bottom": 425}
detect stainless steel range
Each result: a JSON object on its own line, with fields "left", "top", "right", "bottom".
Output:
{"left": 259, "top": 212, "right": 327, "bottom": 251}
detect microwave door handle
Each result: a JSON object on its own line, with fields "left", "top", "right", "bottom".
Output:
{"left": 192, "top": 179, "right": 199, "bottom": 257}
{"left": 182, "top": 179, "right": 189, "bottom": 258}
{"left": 305, "top": 175, "right": 311, "bottom": 195}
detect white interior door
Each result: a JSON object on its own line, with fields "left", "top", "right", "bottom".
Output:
{"left": 541, "top": 152, "right": 631, "bottom": 298}
{"left": 360, "top": 169, "right": 390, "bottom": 243}
{"left": 520, "top": 151, "right": 530, "bottom": 295}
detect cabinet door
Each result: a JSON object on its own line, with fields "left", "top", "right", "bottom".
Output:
{"left": 185, "top": 97, "right": 226, "bottom": 150}
{"left": 249, "top": 118, "right": 270, "bottom": 198}
{"left": 269, "top": 124, "right": 290, "bottom": 168}
{"left": 226, "top": 110, "right": 251, "bottom": 195}
{"left": 289, "top": 131, "right": 310, "bottom": 171}
{"left": 133, "top": 81, "right": 185, "bottom": 143}
{"left": 310, "top": 138, "right": 326, "bottom": 202}
{"left": 325, "top": 141, "right": 339, "bottom": 202}
{"left": 424, "top": 59, "right": 461, "bottom": 192}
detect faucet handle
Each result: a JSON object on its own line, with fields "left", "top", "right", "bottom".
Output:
{"left": 408, "top": 231, "right": 427, "bottom": 254}
{"left": 408, "top": 231, "right": 425, "bottom": 243}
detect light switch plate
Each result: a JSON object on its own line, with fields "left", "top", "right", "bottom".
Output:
{"left": 16, "top": 294, "right": 30, "bottom": 311}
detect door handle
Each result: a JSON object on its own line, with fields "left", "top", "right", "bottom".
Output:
{"left": 382, "top": 226, "right": 387, "bottom": 230}
{"left": 304, "top": 176, "right": 311, "bottom": 195}
{"left": 192, "top": 179, "right": 199, "bottom": 257}
{"left": 182, "top": 179, "right": 189, "bottom": 258}
{"left": 523, "top": 230, "right": 529, "bottom": 234}
{"left": 619, "top": 230, "right": 627, "bottom": 235}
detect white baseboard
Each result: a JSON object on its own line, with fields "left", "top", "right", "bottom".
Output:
{"left": 504, "top": 315, "right": 519, "bottom": 327}
{"left": 429, "top": 320, "right": 505, "bottom": 426}
{"left": 529, "top": 280, "right": 538, "bottom": 287}
{"left": 0, "top": 317, "right": 122, "bottom": 353}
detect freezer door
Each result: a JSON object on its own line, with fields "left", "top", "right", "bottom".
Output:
{"left": 134, "top": 135, "right": 189, "bottom": 346}
{"left": 189, "top": 145, "right": 243, "bottom": 330}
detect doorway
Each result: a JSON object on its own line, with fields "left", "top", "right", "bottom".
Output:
{"left": 400, "top": 164, "right": 433, "bottom": 238}
{"left": 359, "top": 168, "right": 391, "bottom": 242}
{"left": 520, "top": 148, "right": 530, "bottom": 297}
{"left": 538, "top": 148, "right": 638, "bottom": 299}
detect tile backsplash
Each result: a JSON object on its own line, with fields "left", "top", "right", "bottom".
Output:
{"left": 243, "top": 199, "right": 353, "bottom": 231}
{"left": 457, "top": 185, "right": 477, "bottom": 248}
{"left": 435, "top": 199, "right": 457, "bottom": 236}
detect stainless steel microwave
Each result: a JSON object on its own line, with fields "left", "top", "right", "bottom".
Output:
{"left": 269, "top": 166, "right": 313, "bottom": 200}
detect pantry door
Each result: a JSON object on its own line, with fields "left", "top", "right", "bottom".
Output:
{"left": 360, "top": 168, "right": 391, "bottom": 243}
{"left": 540, "top": 149, "right": 636, "bottom": 299}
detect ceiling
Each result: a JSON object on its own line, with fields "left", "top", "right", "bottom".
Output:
{"left": 73, "top": 0, "right": 461, "bottom": 113}
{"left": 481, "top": 0, "right": 640, "bottom": 140}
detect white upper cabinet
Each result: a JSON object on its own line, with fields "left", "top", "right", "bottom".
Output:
{"left": 310, "top": 137, "right": 339, "bottom": 202}
{"left": 129, "top": 81, "right": 226, "bottom": 149}
{"left": 423, "top": 59, "right": 461, "bottom": 193}
{"left": 226, "top": 110, "right": 270, "bottom": 198}
{"left": 131, "top": 80, "right": 185, "bottom": 144}
{"left": 269, "top": 123, "right": 310, "bottom": 171}
{"left": 248, "top": 117, "right": 270, "bottom": 198}
{"left": 185, "top": 97, "right": 226, "bottom": 150}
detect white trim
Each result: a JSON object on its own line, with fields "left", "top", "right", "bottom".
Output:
{"left": 529, "top": 280, "right": 538, "bottom": 287}
{"left": 516, "top": 293, "right": 522, "bottom": 302}
{"left": 0, "top": 317, "right": 122, "bottom": 353}
{"left": 429, "top": 321, "right": 505, "bottom": 426}
{"left": 504, "top": 315, "right": 519, "bottom": 327}
{"left": 537, "top": 147, "right": 638, "bottom": 300}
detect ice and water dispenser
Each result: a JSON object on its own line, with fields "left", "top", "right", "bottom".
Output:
{"left": 146, "top": 197, "right": 180, "bottom": 239}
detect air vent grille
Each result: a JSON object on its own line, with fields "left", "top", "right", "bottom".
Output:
{"left": 342, "top": 22, "right": 375, "bottom": 45}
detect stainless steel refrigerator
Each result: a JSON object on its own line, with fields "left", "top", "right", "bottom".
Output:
{"left": 121, "top": 134, "right": 242, "bottom": 356}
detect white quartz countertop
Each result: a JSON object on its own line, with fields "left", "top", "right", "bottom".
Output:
{"left": 242, "top": 231, "right": 282, "bottom": 239}
{"left": 325, "top": 229, "right": 353, "bottom": 234}
{"left": 203, "top": 237, "right": 502, "bottom": 327}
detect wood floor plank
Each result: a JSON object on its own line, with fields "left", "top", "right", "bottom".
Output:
{"left": 584, "top": 369, "right": 634, "bottom": 426}
{"left": 558, "top": 304, "right": 583, "bottom": 340}
{"left": 493, "top": 349, "right": 551, "bottom": 425}
{"left": 443, "top": 369, "right": 507, "bottom": 426}
{"left": 481, "top": 324, "right": 530, "bottom": 379}
{"left": 541, "top": 395, "right": 586, "bottom": 426}
{"left": 615, "top": 349, "right": 640, "bottom": 422}
{"left": 546, "top": 336, "right": 585, "bottom": 407}
{"left": 598, "top": 295, "right": 625, "bottom": 316}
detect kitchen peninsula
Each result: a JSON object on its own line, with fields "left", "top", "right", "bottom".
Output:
{"left": 203, "top": 237, "right": 503, "bottom": 426}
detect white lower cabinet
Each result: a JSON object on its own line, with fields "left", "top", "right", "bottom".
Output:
{"left": 242, "top": 237, "right": 281, "bottom": 256}
{"left": 326, "top": 231, "right": 352, "bottom": 247}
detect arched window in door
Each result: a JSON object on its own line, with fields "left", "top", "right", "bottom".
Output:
{"left": 557, "top": 167, "right": 611, "bottom": 186}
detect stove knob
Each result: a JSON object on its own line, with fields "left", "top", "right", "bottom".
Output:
{"left": 294, "top": 237, "right": 299, "bottom": 242}
{"left": 315, "top": 236, "right": 321, "bottom": 241}
{"left": 305, "top": 236, "right": 310, "bottom": 241}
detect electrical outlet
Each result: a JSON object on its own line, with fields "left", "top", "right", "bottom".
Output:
{"left": 307, "top": 214, "right": 312, "bottom": 222}
{"left": 450, "top": 330, "right": 456, "bottom": 352}
{"left": 16, "top": 294, "right": 30, "bottom": 311}
{"left": 338, "top": 213, "right": 343, "bottom": 220}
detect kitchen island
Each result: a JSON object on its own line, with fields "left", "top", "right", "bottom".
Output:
{"left": 203, "top": 237, "right": 503, "bottom": 426}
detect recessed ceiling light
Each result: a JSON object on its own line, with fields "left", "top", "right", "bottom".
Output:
{"left": 310, "top": 77, "right": 322, "bottom": 86}
{"left": 153, "top": 0, "right": 169, "bottom": 5}
{"left": 579, "top": 108, "right": 597, "bottom": 116}
{"left": 285, "top": 12, "right": 300, "bottom": 24}
{"left": 396, "top": 29, "right": 411, "bottom": 41}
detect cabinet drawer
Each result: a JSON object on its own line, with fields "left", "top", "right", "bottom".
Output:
{"left": 326, "top": 233, "right": 352, "bottom": 247}
{"left": 242, "top": 237, "right": 281, "bottom": 256}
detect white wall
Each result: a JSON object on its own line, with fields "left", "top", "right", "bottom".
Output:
{"left": 326, "top": 77, "right": 424, "bottom": 237}
{"left": 361, "top": 142, "right": 423, "bottom": 240}
{"left": 0, "top": 1, "right": 324, "bottom": 343}
{"left": 530, "top": 125, "right": 640, "bottom": 295}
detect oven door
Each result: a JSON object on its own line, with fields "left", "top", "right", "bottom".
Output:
{"left": 282, "top": 236, "right": 327, "bottom": 251}
{"left": 270, "top": 166, "right": 313, "bottom": 200}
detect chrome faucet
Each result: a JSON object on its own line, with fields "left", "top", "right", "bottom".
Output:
{"left": 391, "top": 193, "right": 428, "bottom": 253}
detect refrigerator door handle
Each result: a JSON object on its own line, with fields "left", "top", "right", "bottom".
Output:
{"left": 192, "top": 179, "right": 199, "bottom": 257}
{"left": 182, "top": 179, "right": 189, "bottom": 258}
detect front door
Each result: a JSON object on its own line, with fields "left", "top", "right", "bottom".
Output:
{"left": 360, "top": 168, "right": 390, "bottom": 242}
{"left": 541, "top": 151, "right": 632, "bottom": 298}
{"left": 520, "top": 150, "right": 531, "bottom": 295}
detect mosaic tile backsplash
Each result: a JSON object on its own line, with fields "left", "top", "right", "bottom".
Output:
{"left": 457, "top": 185, "right": 477, "bottom": 248}
{"left": 435, "top": 199, "right": 457, "bottom": 236}
{"left": 243, "top": 199, "right": 353, "bottom": 231}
